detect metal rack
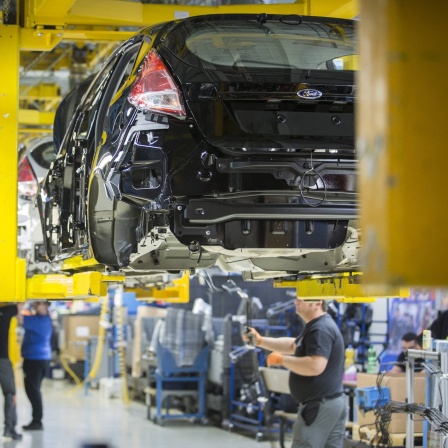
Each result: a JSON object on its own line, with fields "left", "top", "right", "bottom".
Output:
{"left": 226, "top": 345, "right": 270, "bottom": 442}
{"left": 224, "top": 313, "right": 295, "bottom": 441}
{"left": 406, "top": 346, "right": 448, "bottom": 448}
{"left": 149, "top": 344, "right": 209, "bottom": 426}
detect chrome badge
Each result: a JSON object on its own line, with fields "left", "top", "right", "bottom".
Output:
{"left": 297, "top": 89, "right": 323, "bottom": 99}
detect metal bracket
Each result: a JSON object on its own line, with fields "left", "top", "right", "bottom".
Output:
{"left": 273, "top": 272, "right": 410, "bottom": 302}
{"left": 126, "top": 271, "right": 190, "bottom": 303}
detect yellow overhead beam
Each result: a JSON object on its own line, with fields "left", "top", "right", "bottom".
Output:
{"left": 26, "top": 271, "right": 125, "bottom": 300}
{"left": 0, "top": 25, "right": 27, "bottom": 302}
{"left": 358, "top": 0, "right": 448, "bottom": 287}
{"left": 69, "top": 0, "right": 143, "bottom": 25}
{"left": 274, "top": 273, "right": 410, "bottom": 302}
{"left": 61, "top": 29, "right": 135, "bottom": 42}
{"left": 22, "top": 256, "right": 126, "bottom": 301}
{"left": 18, "top": 128, "right": 53, "bottom": 135}
{"left": 21, "top": 0, "right": 357, "bottom": 50}
{"left": 29, "top": 253, "right": 189, "bottom": 301}
{"left": 20, "top": 82, "right": 60, "bottom": 98}
{"left": 18, "top": 109, "right": 55, "bottom": 125}
{"left": 32, "top": 0, "right": 77, "bottom": 18}
{"left": 25, "top": 0, "right": 357, "bottom": 29}
{"left": 26, "top": 273, "right": 104, "bottom": 299}
{"left": 20, "top": 27, "right": 131, "bottom": 50}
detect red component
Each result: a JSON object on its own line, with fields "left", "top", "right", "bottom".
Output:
{"left": 128, "top": 50, "right": 186, "bottom": 119}
{"left": 18, "top": 157, "right": 38, "bottom": 198}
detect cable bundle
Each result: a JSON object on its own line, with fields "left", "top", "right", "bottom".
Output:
{"left": 362, "top": 363, "right": 448, "bottom": 447}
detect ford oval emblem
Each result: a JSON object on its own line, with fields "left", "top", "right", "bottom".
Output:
{"left": 297, "top": 89, "right": 323, "bottom": 99}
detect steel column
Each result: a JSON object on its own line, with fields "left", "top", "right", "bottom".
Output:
{"left": 0, "top": 25, "right": 26, "bottom": 302}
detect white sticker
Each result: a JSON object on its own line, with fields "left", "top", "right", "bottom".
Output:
{"left": 174, "top": 11, "right": 189, "bottom": 19}
{"left": 75, "top": 326, "right": 90, "bottom": 337}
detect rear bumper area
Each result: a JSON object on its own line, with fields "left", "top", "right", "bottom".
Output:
{"left": 173, "top": 199, "right": 356, "bottom": 251}
{"left": 181, "top": 199, "right": 356, "bottom": 224}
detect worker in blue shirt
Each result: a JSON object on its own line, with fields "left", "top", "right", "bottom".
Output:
{"left": 19, "top": 301, "right": 53, "bottom": 431}
{"left": 0, "top": 303, "right": 23, "bottom": 440}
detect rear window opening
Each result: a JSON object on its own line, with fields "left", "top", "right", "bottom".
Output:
{"left": 166, "top": 17, "right": 357, "bottom": 71}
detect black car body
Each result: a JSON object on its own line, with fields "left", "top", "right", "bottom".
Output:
{"left": 18, "top": 137, "right": 61, "bottom": 274}
{"left": 38, "top": 14, "right": 359, "bottom": 280}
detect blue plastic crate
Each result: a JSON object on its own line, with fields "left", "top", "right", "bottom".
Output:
{"left": 355, "top": 386, "right": 391, "bottom": 410}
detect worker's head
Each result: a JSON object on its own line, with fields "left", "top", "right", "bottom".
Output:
{"left": 294, "top": 298, "right": 326, "bottom": 322}
{"left": 401, "top": 332, "right": 420, "bottom": 353}
{"left": 32, "top": 301, "right": 50, "bottom": 315}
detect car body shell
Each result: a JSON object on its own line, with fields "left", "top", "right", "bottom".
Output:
{"left": 18, "top": 136, "right": 61, "bottom": 274}
{"left": 38, "top": 14, "right": 359, "bottom": 280}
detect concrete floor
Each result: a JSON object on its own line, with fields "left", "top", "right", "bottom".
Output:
{"left": 1, "top": 375, "right": 280, "bottom": 448}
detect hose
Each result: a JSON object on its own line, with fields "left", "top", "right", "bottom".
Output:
{"left": 8, "top": 316, "right": 21, "bottom": 368}
{"left": 59, "top": 350, "right": 82, "bottom": 385}
{"left": 114, "top": 287, "right": 129, "bottom": 405}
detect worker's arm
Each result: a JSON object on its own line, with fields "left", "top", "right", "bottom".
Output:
{"left": 244, "top": 327, "right": 296, "bottom": 354}
{"left": 266, "top": 351, "right": 328, "bottom": 376}
{"left": 259, "top": 336, "right": 297, "bottom": 354}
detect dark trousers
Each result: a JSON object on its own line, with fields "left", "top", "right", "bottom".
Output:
{"left": 0, "top": 358, "right": 17, "bottom": 432}
{"left": 23, "top": 359, "right": 49, "bottom": 424}
{"left": 293, "top": 395, "right": 347, "bottom": 448}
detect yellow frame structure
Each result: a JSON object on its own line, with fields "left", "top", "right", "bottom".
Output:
{"left": 0, "top": 25, "right": 27, "bottom": 302}
{"left": 1, "top": 0, "right": 357, "bottom": 302}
